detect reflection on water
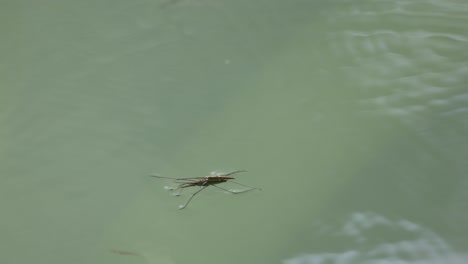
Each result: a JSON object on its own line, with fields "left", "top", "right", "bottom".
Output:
{"left": 284, "top": 212, "right": 466, "bottom": 264}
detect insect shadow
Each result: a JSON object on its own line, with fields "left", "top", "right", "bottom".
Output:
{"left": 150, "top": 170, "right": 261, "bottom": 209}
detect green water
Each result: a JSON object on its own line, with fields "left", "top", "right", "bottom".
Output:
{"left": 1, "top": 0, "right": 468, "bottom": 263}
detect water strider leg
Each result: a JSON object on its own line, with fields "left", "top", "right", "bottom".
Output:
{"left": 150, "top": 175, "right": 179, "bottom": 180}
{"left": 174, "top": 187, "right": 183, "bottom": 196}
{"left": 163, "top": 186, "right": 184, "bottom": 196}
{"left": 229, "top": 180, "right": 262, "bottom": 191}
{"left": 222, "top": 170, "right": 247, "bottom": 176}
{"left": 179, "top": 186, "right": 208, "bottom": 210}
{"left": 212, "top": 185, "right": 238, "bottom": 194}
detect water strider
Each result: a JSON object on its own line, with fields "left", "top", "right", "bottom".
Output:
{"left": 150, "top": 170, "right": 262, "bottom": 209}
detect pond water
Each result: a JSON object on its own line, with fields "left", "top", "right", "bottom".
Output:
{"left": 1, "top": 0, "right": 467, "bottom": 263}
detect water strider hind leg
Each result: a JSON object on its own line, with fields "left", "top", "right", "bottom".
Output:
{"left": 230, "top": 180, "right": 262, "bottom": 191}
{"left": 179, "top": 186, "right": 208, "bottom": 210}
{"left": 212, "top": 185, "right": 238, "bottom": 194}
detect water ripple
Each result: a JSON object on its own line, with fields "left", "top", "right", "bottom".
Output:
{"left": 284, "top": 212, "right": 466, "bottom": 264}
{"left": 327, "top": 0, "right": 468, "bottom": 128}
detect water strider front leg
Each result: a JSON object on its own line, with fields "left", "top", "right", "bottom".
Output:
{"left": 222, "top": 170, "right": 247, "bottom": 176}
{"left": 164, "top": 186, "right": 183, "bottom": 196}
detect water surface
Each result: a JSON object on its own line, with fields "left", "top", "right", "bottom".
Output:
{"left": 1, "top": 0, "right": 467, "bottom": 263}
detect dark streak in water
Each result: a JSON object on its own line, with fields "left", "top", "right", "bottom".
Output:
{"left": 110, "top": 249, "right": 140, "bottom": 256}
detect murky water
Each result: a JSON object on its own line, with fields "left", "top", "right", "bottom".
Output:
{"left": 1, "top": 0, "right": 467, "bottom": 263}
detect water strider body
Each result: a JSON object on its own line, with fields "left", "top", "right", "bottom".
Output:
{"left": 150, "top": 170, "right": 261, "bottom": 209}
